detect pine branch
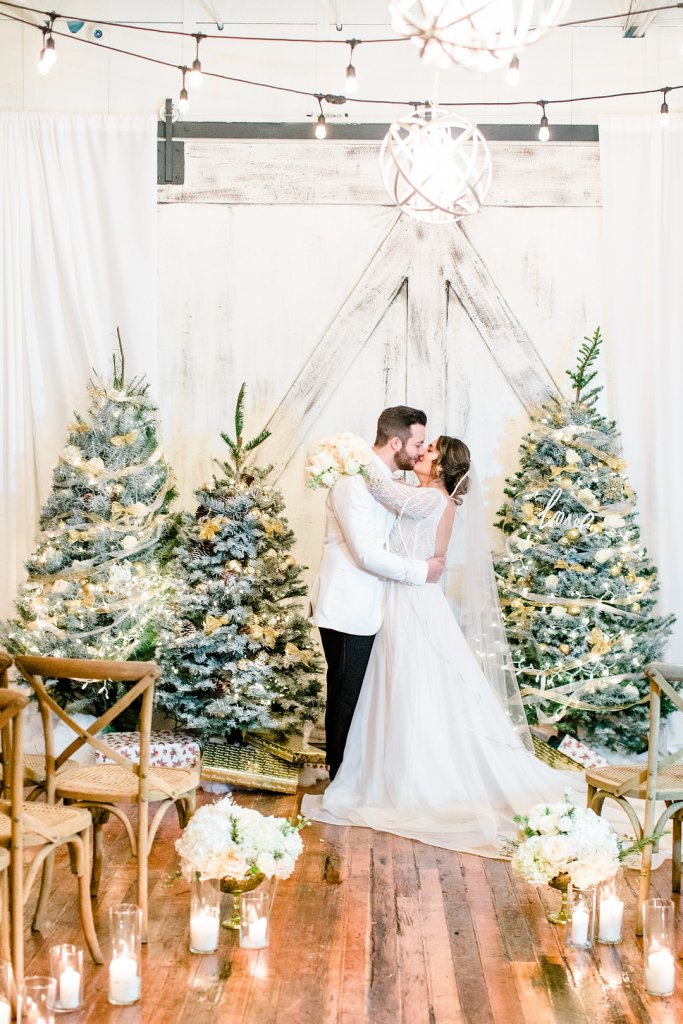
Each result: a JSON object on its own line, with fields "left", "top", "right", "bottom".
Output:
{"left": 566, "top": 326, "right": 603, "bottom": 403}
{"left": 245, "top": 428, "right": 272, "bottom": 452}
{"left": 113, "top": 327, "right": 126, "bottom": 389}
{"left": 235, "top": 382, "right": 246, "bottom": 443}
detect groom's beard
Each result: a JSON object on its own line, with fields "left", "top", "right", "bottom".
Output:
{"left": 394, "top": 447, "right": 418, "bottom": 472}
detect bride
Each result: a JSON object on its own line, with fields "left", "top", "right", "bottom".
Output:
{"left": 302, "top": 436, "right": 580, "bottom": 857}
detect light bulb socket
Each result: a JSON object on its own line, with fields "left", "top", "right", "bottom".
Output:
{"left": 345, "top": 64, "right": 356, "bottom": 81}
{"left": 661, "top": 100, "right": 669, "bottom": 115}
{"left": 192, "top": 58, "right": 202, "bottom": 73}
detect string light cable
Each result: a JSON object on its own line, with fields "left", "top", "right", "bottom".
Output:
{"left": 3, "top": 0, "right": 683, "bottom": 124}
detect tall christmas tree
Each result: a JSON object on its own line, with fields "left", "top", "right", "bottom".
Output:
{"left": 1, "top": 335, "right": 178, "bottom": 715}
{"left": 156, "top": 385, "right": 323, "bottom": 740}
{"left": 495, "top": 329, "right": 675, "bottom": 752}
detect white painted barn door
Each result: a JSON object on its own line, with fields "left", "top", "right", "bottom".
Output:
{"left": 157, "top": 140, "right": 603, "bottom": 576}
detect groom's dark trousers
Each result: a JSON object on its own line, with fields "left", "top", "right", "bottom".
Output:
{"left": 319, "top": 627, "right": 376, "bottom": 781}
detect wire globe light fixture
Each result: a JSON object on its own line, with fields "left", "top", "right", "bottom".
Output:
{"left": 379, "top": 108, "right": 493, "bottom": 224}
{"left": 388, "top": 0, "right": 570, "bottom": 72}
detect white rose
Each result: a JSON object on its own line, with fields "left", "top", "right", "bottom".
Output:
{"left": 621, "top": 635, "right": 634, "bottom": 652}
{"left": 545, "top": 575, "right": 559, "bottom": 590}
{"left": 121, "top": 535, "right": 138, "bottom": 551}
{"left": 51, "top": 579, "right": 70, "bottom": 594}
{"left": 320, "top": 470, "right": 337, "bottom": 487}
{"left": 515, "top": 538, "right": 533, "bottom": 551}
{"left": 565, "top": 449, "right": 581, "bottom": 465}
{"left": 551, "top": 605, "right": 566, "bottom": 618}
{"left": 603, "top": 514, "right": 626, "bottom": 529}
{"left": 86, "top": 457, "right": 105, "bottom": 475}
{"left": 594, "top": 549, "right": 612, "bottom": 564}
{"left": 344, "top": 458, "right": 360, "bottom": 475}
{"left": 543, "top": 835, "right": 571, "bottom": 865}
{"left": 623, "top": 683, "right": 640, "bottom": 700}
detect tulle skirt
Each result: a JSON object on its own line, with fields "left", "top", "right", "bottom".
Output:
{"left": 302, "top": 582, "right": 581, "bottom": 857}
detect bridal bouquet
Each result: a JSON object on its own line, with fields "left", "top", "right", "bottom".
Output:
{"left": 305, "top": 432, "right": 373, "bottom": 489}
{"left": 510, "top": 792, "right": 620, "bottom": 889}
{"left": 175, "top": 796, "right": 308, "bottom": 882}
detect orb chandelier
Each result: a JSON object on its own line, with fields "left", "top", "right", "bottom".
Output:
{"left": 379, "top": 109, "right": 493, "bottom": 224}
{"left": 388, "top": 0, "right": 571, "bottom": 72}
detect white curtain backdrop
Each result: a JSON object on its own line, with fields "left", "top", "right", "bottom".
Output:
{"left": 600, "top": 114, "right": 683, "bottom": 660}
{"left": 0, "top": 112, "right": 157, "bottom": 620}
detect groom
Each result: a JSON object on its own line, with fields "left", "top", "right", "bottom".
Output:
{"left": 310, "top": 406, "right": 445, "bottom": 779}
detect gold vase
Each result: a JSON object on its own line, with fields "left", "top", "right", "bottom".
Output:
{"left": 547, "top": 872, "right": 571, "bottom": 925}
{"left": 219, "top": 872, "right": 265, "bottom": 929}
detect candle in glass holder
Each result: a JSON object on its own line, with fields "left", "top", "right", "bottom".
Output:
{"left": 49, "top": 945, "right": 83, "bottom": 1012}
{"left": 108, "top": 904, "right": 142, "bottom": 1006}
{"left": 190, "top": 909, "right": 220, "bottom": 953}
{"left": 239, "top": 891, "right": 270, "bottom": 950}
{"left": 108, "top": 953, "right": 141, "bottom": 1004}
{"left": 571, "top": 901, "right": 589, "bottom": 946}
{"left": 598, "top": 893, "right": 623, "bottom": 944}
{"left": 643, "top": 898, "right": 676, "bottom": 997}
{"left": 58, "top": 965, "right": 81, "bottom": 1011}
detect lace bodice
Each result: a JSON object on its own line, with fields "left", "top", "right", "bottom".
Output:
{"left": 365, "top": 476, "right": 449, "bottom": 560}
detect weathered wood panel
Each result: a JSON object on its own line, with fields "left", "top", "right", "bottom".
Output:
{"left": 158, "top": 141, "right": 601, "bottom": 208}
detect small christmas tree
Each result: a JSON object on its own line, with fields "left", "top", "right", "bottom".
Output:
{"left": 1, "top": 334, "right": 178, "bottom": 715}
{"left": 156, "top": 385, "right": 323, "bottom": 740}
{"left": 495, "top": 328, "right": 675, "bottom": 752}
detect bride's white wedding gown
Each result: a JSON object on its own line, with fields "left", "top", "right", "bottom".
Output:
{"left": 302, "top": 477, "right": 581, "bottom": 857}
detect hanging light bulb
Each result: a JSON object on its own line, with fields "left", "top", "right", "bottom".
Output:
{"left": 538, "top": 101, "right": 550, "bottom": 142}
{"left": 315, "top": 114, "right": 327, "bottom": 140}
{"left": 38, "top": 28, "right": 50, "bottom": 74}
{"left": 506, "top": 54, "right": 520, "bottom": 86}
{"left": 189, "top": 33, "right": 204, "bottom": 88}
{"left": 44, "top": 35, "right": 57, "bottom": 66}
{"left": 178, "top": 67, "right": 190, "bottom": 114}
{"left": 345, "top": 39, "right": 359, "bottom": 95}
{"left": 660, "top": 89, "right": 670, "bottom": 127}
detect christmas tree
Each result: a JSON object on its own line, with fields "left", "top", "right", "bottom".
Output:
{"left": 1, "top": 335, "right": 178, "bottom": 715}
{"left": 155, "top": 385, "right": 323, "bottom": 740}
{"left": 495, "top": 328, "right": 675, "bottom": 752}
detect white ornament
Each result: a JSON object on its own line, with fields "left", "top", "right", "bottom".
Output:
{"left": 594, "top": 549, "right": 612, "bottom": 564}
{"left": 551, "top": 605, "right": 566, "bottom": 618}
{"left": 380, "top": 109, "right": 492, "bottom": 224}
{"left": 388, "top": 0, "right": 570, "bottom": 72}
{"left": 121, "top": 535, "right": 138, "bottom": 552}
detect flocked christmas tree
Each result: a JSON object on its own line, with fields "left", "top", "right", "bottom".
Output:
{"left": 155, "top": 385, "right": 323, "bottom": 740}
{"left": 495, "top": 328, "right": 675, "bottom": 752}
{"left": 1, "top": 335, "right": 178, "bottom": 715}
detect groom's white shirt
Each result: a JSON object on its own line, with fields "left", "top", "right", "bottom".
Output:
{"left": 310, "top": 452, "right": 428, "bottom": 636}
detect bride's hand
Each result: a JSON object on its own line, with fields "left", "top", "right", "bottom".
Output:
{"left": 426, "top": 556, "right": 445, "bottom": 583}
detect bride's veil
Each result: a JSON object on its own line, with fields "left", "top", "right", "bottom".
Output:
{"left": 445, "top": 464, "right": 533, "bottom": 753}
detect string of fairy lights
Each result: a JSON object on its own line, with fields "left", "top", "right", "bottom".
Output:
{"left": 2, "top": 1, "right": 683, "bottom": 132}
{"left": 2, "top": 0, "right": 683, "bottom": 223}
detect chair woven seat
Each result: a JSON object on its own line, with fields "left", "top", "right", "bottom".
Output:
{"left": 0, "top": 803, "right": 92, "bottom": 847}
{"left": 23, "top": 753, "right": 79, "bottom": 785}
{"left": 0, "top": 848, "right": 8, "bottom": 871}
{"left": 586, "top": 763, "right": 683, "bottom": 800}
{"left": 55, "top": 763, "right": 199, "bottom": 804}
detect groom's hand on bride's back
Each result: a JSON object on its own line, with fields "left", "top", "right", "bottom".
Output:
{"left": 426, "top": 556, "right": 446, "bottom": 583}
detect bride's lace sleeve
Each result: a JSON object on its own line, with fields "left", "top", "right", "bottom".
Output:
{"left": 365, "top": 475, "right": 447, "bottom": 519}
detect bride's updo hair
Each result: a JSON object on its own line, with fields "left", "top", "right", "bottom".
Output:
{"left": 432, "top": 436, "right": 471, "bottom": 504}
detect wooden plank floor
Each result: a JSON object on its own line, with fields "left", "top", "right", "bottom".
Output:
{"left": 19, "top": 785, "right": 683, "bottom": 1023}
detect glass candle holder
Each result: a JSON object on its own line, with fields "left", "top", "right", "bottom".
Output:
{"left": 0, "top": 962, "right": 13, "bottom": 1024}
{"left": 190, "top": 876, "right": 221, "bottom": 954}
{"left": 643, "top": 898, "right": 676, "bottom": 997}
{"left": 108, "top": 904, "right": 142, "bottom": 1006}
{"left": 597, "top": 874, "right": 624, "bottom": 945}
{"left": 565, "top": 884, "right": 596, "bottom": 950}
{"left": 18, "top": 976, "right": 56, "bottom": 1024}
{"left": 239, "top": 891, "right": 270, "bottom": 950}
{"left": 49, "top": 945, "right": 83, "bottom": 1012}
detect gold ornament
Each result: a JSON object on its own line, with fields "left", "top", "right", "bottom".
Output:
{"left": 225, "top": 559, "right": 242, "bottom": 574}
{"left": 632, "top": 602, "right": 641, "bottom": 612}
{"left": 559, "top": 643, "right": 570, "bottom": 655}
{"left": 609, "top": 564, "right": 622, "bottom": 577}
{"left": 198, "top": 517, "right": 226, "bottom": 541}
{"left": 204, "top": 614, "right": 229, "bottom": 635}
{"left": 565, "top": 528, "right": 581, "bottom": 542}
{"left": 588, "top": 627, "right": 611, "bottom": 656}
{"left": 554, "top": 559, "right": 570, "bottom": 570}
{"left": 111, "top": 430, "right": 138, "bottom": 447}
{"left": 589, "top": 523, "right": 603, "bottom": 534}
{"left": 567, "top": 605, "right": 581, "bottom": 616}
{"left": 283, "top": 554, "right": 296, "bottom": 568}
{"left": 263, "top": 519, "right": 286, "bottom": 538}
{"left": 68, "top": 420, "right": 90, "bottom": 434}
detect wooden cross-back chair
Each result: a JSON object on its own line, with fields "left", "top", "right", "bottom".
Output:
{"left": 0, "top": 654, "right": 103, "bottom": 991}
{"left": 14, "top": 655, "right": 199, "bottom": 943}
{"left": 585, "top": 662, "right": 683, "bottom": 935}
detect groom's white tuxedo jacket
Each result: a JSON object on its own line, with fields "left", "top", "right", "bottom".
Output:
{"left": 310, "top": 453, "right": 428, "bottom": 636}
